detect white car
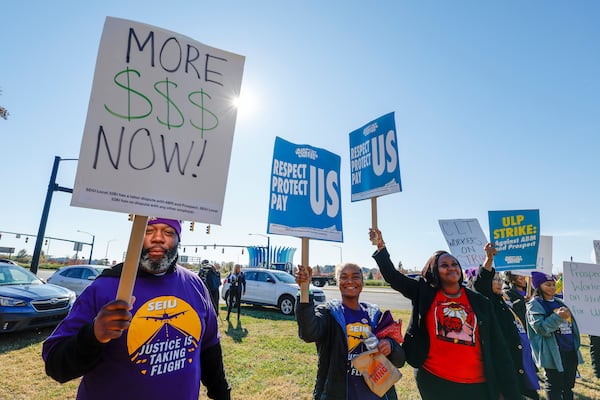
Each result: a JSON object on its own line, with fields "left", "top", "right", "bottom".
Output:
{"left": 47, "top": 265, "right": 110, "bottom": 296}
{"left": 221, "top": 268, "right": 326, "bottom": 315}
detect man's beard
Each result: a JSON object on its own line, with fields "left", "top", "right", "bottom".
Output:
{"left": 139, "top": 245, "right": 178, "bottom": 274}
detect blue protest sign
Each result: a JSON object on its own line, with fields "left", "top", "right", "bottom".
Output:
{"left": 267, "top": 137, "right": 343, "bottom": 242}
{"left": 349, "top": 112, "right": 402, "bottom": 202}
{"left": 488, "top": 209, "right": 540, "bottom": 270}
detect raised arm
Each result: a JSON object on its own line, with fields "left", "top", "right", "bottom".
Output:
{"left": 482, "top": 243, "right": 496, "bottom": 272}
{"left": 473, "top": 243, "right": 497, "bottom": 298}
{"left": 369, "top": 228, "right": 419, "bottom": 300}
{"left": 295, "top": 265, "right": 329, "bottom": 343}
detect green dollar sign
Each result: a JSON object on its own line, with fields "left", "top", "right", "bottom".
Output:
{"left": 104, "top": 68, "right": 153, "bottom": 121}
{"left": 154, "top": 78, "right": 184, "bottom": 130}
{"left": 189, "top": 89, "right": 219, "bottom": 139}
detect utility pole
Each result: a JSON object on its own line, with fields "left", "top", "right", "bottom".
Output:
{"left": 78, "top": 230, "right": 96, "bottom": 264}
{"left": 30, "top": 156, "right": 76, "bottom": 274}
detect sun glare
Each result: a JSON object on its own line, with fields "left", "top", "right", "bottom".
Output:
{"left": 232, "top": 90, "right": 257, "bottom": 118}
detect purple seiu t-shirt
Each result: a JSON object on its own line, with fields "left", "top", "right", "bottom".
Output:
{"left": 43, "top": 266, "right": 219, "bottom": 400}
{"left": 343, "top": 305, "right": 380, "bottom": 400}
{"left": 540, "top": 298, "right": 575, "bottom": 352}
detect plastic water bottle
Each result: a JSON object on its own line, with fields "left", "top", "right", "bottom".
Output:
{"left": 364, "top": 333, "right": 379, "bottom": 351}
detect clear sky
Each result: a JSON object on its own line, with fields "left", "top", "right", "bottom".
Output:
{"left": 1, "top": 1, "right": 599, "bottom": 273}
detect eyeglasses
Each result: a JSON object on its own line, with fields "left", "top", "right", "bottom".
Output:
{"left": 492, "top": 278, "right": 504, "bottom": 283}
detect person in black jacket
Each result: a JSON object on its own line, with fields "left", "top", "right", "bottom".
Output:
{"left": 225, "top": 264, "right": 246, "bottom": 321}
{"left": 473, "top": 243, "right": 540, "bottom": 399}
{"left": 369, "top": 227, "right": 521, "bottom": 400}
{"left": 505, "top": 271, "right": 531, "bottom": 325}
{"left": 296, "top": 262, "right": 405, "bottom": 399}
{"left": 201, "top": 261, "right": 222, "bottom": 317}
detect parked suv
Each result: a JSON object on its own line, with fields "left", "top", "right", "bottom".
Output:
{"left": 0, "top": 262, "right": 76, "bottom": 333}
{"left": 221, "top": 268, "right": 326, "bottom": 315}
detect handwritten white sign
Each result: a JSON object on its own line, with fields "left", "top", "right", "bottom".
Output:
{"left": 438, "top": 219, "right": 487, "bottom": 269}
{"left": 593, "top": 240, "right": 600, "bottom": 264}
{"left": 71, "top": 17, "right": 245, "bottom": 224}
{"left": 562, "top": 261, "right": 600, "bottom": 336}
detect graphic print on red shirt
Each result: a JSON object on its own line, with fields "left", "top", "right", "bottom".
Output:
{"left": 434, "top": 296, "right": 476, "bottom": 345}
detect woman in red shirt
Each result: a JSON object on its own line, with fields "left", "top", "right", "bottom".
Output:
{"left": 369, "top": 228, "right": 520, "bottom": 400}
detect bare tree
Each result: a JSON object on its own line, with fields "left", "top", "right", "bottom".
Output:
{"left": 0, "top": 88, "right": 9, "bottom": 120}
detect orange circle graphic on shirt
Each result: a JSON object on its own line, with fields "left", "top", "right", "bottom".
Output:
{"left": 127, "top": 296, "right": 202, "bottom": 355}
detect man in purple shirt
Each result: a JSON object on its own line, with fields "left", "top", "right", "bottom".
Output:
{"left": 42, "top": 218, "right": 230, "bottom": 400}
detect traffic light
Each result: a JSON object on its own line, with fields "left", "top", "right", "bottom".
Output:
{"left": 190, "top": 221, "right": 195, "bottom": 231}
{"left": 128, "top": 214, "right": 134, "bottom": 221}
{"left": 45, "top": 239, "right": 48, "bottom": 246}
{"left": 206, "top": 225, "right": 211, "bottom": 234}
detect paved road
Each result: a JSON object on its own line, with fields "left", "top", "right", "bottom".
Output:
{"left": 321, "top": 285, "right": 411, "bottom": 310}
{"left": 38, "top": 269, "right": 411, "bottom": 310}
{"left": 37, "top": 268, "right": 55, "bottom": 281}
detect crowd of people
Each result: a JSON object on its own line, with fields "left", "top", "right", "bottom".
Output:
{"left": 40, "top": 218, "right": 597, "bottom": 400}
{"left": 367, "top": 227, "right": 593, "bottom": 400}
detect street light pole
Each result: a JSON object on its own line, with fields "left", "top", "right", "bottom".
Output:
{"left": 331, "top": 244, "right": 342, "bottom": 264}
{"left": 77, "top": 230, "right": 95, "bottom": 264}
{"left": 249, "top": 233, "right": 270, "bottom": 267}
{"left": 105, "top": 239, "right": 117, "bottom": 265}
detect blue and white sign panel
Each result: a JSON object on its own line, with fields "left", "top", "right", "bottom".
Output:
{"left": 349, "top": 112, "right": 402, "bottom": 202}
{"left": 267, "top": 136, "right": 343, "bottom": 242}
{"left": 488, "top": 209, "right": 540, "bottom": 270}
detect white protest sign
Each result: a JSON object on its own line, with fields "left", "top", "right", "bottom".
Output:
{"left": 536, "top": 235, "right": 553, "bottom": 274}
{"left": 71, "top": 17, "right": 245, "bottom": 224}
{"left": 438, "top": 219, "right": 487, "bottom": 269}
{"left": 562, "top": 261, "right": 600, "bottom": 336}
{"left": 594, "top": 240, "right": 600, "bottom": 264}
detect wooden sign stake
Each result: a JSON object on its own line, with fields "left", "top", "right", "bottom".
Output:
{"left": 116, "top": 215, "right": 148, "bottom": 301}
{"left": 370, "top": 196, "right": 379, "bottom": 244}
{"left": 300, "top": 237, "right": 310, "bottom": 303}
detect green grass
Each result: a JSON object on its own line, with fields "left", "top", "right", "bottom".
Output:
{"left": 0, "top": 306, "right": 598, "bottom": 399}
